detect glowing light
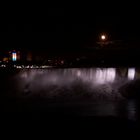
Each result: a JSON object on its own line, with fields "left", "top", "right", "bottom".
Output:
{"left": 95, "top": 68, "right": 116, "bottom": 84}
{"left": 101, "top": 35, "right": 106, "bottom": 40}
{"left": 128, "top": 68, "right": 135, "bottom": 80}
{"left": 12, "top": 52, "right": 17, "bottom": 61}
{"left": 16, "top": 66, "right": 22, "bottom": 69}
{"left": 1, "top": 64, "right": 6, "bottom": 67}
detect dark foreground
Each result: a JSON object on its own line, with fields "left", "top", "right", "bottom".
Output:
{"left": 0, "top": 68, "right": 140, "bottom": 134}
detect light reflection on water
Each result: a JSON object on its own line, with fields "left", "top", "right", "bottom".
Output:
{"left": 127, "top": 100, "right": 137, "bottom": 121}
{"left": 12, "top": 67, "right": 140, "bottom": 120}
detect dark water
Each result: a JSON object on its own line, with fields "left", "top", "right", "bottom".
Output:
{"left": 1, "top": 67, "right": 140, "bottom": 128}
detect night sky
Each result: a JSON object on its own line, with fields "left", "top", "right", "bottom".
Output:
{"left": 1, "top": 6, "right": 140, "bottom": 53}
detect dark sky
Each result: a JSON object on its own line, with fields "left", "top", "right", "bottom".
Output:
{"left": 1, "top": 7, "right": 140, "bottom": 52}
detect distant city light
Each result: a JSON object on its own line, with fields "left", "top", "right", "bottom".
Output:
{"left": 12, "top": 52, "right": 17, "bottom": 61}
